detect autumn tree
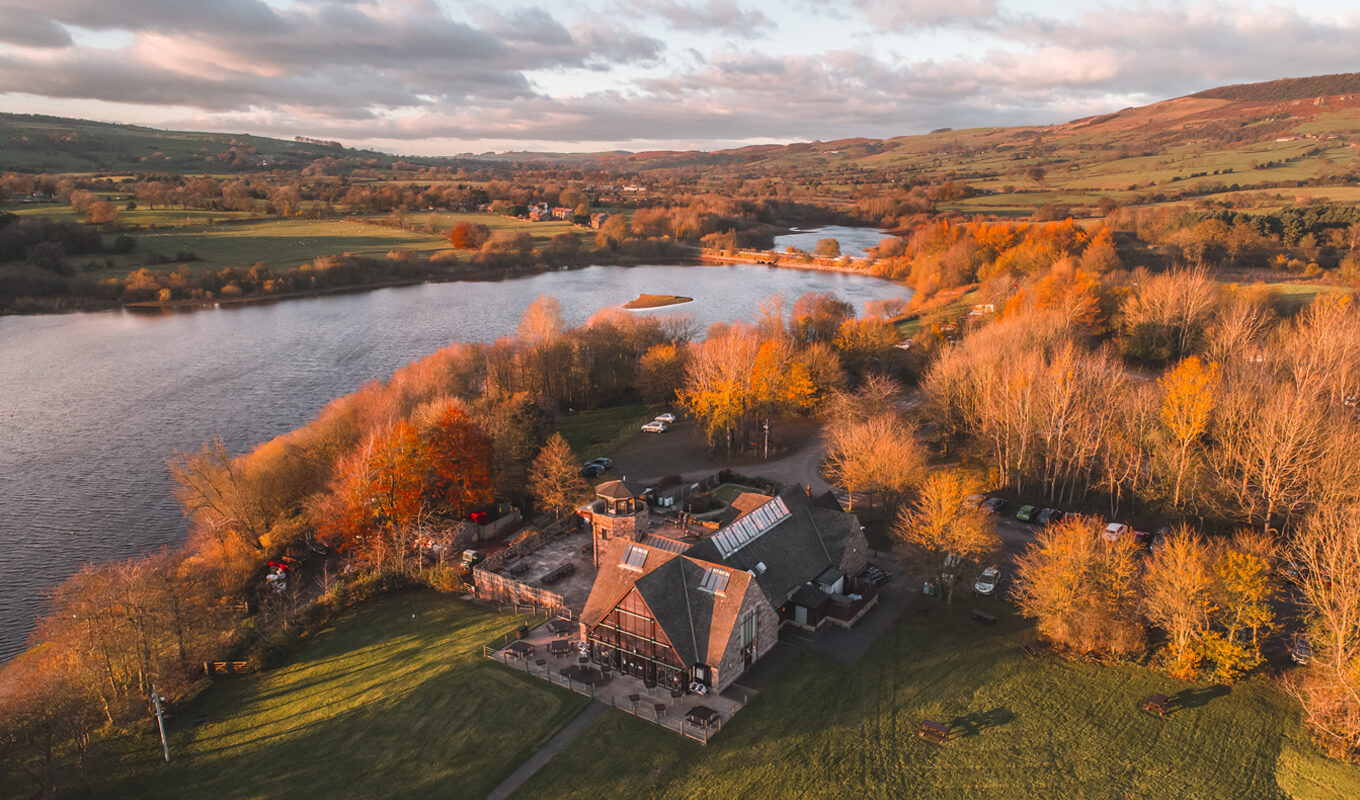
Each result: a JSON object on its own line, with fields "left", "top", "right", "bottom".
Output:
{"left": 1011, "top": 516, "right": 1145, "bottom": 658}
{"left": 638, "top": 343, "right": 689, "bottom": 404}
{"left": 1143, "top": 529, "right": 1215, "bottom": 678}
{"left": 1287, "top": 505, "right": 1360, "bottom": 759}
{"left": 529, "top": 433, "right": 589, "bottom": 518}
{"left": 892, "top": 471, "right": 999, "bottom": 603}
{"left": 790, "top": 291, "right": 854, "bottom": 344}
{"left": 418, "top": 400, "right": 493, "bottom": 517}
{"left": 813, "top": 238, "right": 841, "bottom": 258}
{"left": 823, "top": 414, "right": 926, "bottom": 513}
{"left": 1157, "top": 356, "right": 1220, "bottom": 508}
{"left": 447, "top": 221, "right": 491, "bottom": 249}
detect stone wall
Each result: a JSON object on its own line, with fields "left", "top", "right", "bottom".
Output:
{"left": 711, "top": 589, "right": 780, "bottom": 693}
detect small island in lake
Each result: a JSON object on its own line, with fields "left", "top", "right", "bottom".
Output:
{"left": 623, "top": 293, "right": 693, "bottom": 309}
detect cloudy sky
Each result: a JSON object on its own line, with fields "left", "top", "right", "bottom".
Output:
{"left": 1, "top": 0, "right": 1357, "bottom": 155}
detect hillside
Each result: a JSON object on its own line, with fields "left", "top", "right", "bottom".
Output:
{"left": 0, "top": 114, "right": 438, "bottom": 173}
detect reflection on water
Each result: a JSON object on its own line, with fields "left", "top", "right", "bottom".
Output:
{"left": 772, "top": 225, "right": 893, "bottom": 256}
{"left": 0, "top": 263, "right": 908, "bottom": 660}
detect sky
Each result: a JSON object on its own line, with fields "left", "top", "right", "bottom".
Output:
{"left": 1, "top": 0, "right": 1358, "bottom": 156}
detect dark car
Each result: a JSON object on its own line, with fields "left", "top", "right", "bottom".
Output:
{"left": 981, "top": 497, "right": 1008, "bottom": 515}
{"left": 1015, "top": 504, "right": 1039, "bottom": 523}
{"left": 587, "top": 457, "right": 614, "bottom": 471}
{"left": 579, "top": 463, "right": 605, "bottom": 478}
{"left": 861, "top": 565, "right": 892, "bottom": 586}
{"left": 1036, "top": 507, "right": 1063, "bottom": 525}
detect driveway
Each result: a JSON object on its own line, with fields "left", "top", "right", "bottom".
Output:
{"left": 607, "top": 417, "right": 830, "bottom": 492}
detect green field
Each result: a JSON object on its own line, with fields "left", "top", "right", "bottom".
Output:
{"left": 519, "top": 603, "right": 1358, "bottom": 800}
{"left": 123, "top": 218, "right": 452, "bottom": 272}
{"left": 81, "top": 593, "right": 587, "bottom": 800}
{"left": 556, "top": 400, "right": 658, "bottom": 460}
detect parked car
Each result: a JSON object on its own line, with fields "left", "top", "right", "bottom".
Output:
{"left": 861, "top": 565, "right": 892, "bottom": 586}
{"left": 641, "top": 420, "right": 669, "bottom": 433}
{"left": 1102, "top": 522, "right": 1130, "bottom": 542}
{"left": 1133, "top": 529, "right": 1155, "bottom": 548}
{"left": 587, "top": 457, "right": 614, "bottom": 470}
{"left": 1036, "top": 507, "right": 1063, "bottom": 525}
{"left": 579, "top": 463, "right": 605, "bottom": 477}
{"left": 975, "top": 567, "right": 1001, "bottom": 596}
{"left": 1291, "top": 634, "right": 1315, "bottom": 665}
{"left": 654, "top": 412, "right": 677, "bottom": 424}
{"left": 962, "top": 494, "right": 984, "bottom": 510}
{"left": 461, "top": 549, "right": 484, "bottom": 567}
{"left": 1015, "top": 504, "right": 1039, "bottom": 523}
{"left": 981, "top": 497, "right": 1008, "bottom": 515}
{"left": 1150, "top": 526, "right": 1170, "bottom": 555}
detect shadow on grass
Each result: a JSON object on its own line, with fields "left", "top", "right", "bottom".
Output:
{"left": 1170, "top": 685, "right": 1229, "bottom": 712}
{"left": 948, "top": 707, "right": 1016, "bottom": 739}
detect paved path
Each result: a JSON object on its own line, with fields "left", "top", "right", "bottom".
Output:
{"left": 485, "top": 701, "right": 607, "bottom": 800}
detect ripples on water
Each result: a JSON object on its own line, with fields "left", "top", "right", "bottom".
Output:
{"left": 0, "top": 260, "right": 906, "bottom": 660}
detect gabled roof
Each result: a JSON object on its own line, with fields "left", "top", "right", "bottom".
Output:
{"left": 581, "top": 537, "right": 751, "bottom": 667}
{"left": 685, "top": 487, "right": 861, "bottom": 606}
{"left": 721, "top": 491, "right": 773, "bottom": 526}
{"left": 595, "top": 479, "right": 638, "bottom": 500}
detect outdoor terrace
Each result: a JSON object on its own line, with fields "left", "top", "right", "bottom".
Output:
{"left": 485, "top": 616, "right": 750, "bottom": 744}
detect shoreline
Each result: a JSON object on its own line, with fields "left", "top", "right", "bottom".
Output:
{"left": 5, "top": 250, "right": 914, "bottom": 317}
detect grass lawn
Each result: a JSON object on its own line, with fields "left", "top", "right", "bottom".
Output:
{"left": 82, "top": 592, "right": 588, "bottom": 800}
{"left": 516, "top": 603, "right": 1359, "bottom": 800}
{"left": 128, "top": 218, "right": 453, "bottom": 272}
{"left": 710, "top": 483, "right": 770, "bottom": 505}
{"left": 556, "top": 400, "right": 658, "bottom": 460}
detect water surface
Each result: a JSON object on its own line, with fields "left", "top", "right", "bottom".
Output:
{"left": 0, "top": 263, "right": 907, "bottom": 659}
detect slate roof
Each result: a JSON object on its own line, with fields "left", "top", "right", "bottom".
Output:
{"left": 595, "top": 479, "right": 638, "bottom": 500}
{"left": 685, "top": 486, "right": 862, "bottom": 606}
{"left": 721, "top": 491, "right": 773, "bottom": 526}
{"left": 581, "top": 536, "right": 751, "bottom": 667}
{"left": 581, "top": 486, "right": 863, "bottom": 668}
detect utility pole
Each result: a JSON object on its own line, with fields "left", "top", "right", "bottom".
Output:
{"left": 151, "top": 684, "right": 170, "bottom": 763}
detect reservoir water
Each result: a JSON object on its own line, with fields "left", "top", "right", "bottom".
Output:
{"left": 0, "top": 261, "right": 907, "bottom": 660}
{"left": 772, "top": 225, "right": 894, "bottom": 257}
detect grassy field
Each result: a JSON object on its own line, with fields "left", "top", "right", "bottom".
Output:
{"left": 126, "top": 218, "right": 455, "bottom": 272}
{"left": 556, "top": 400, "right": 658, "bottom": 460}
{"left": 517, "top": 602, "right": 1358, "bottom": 800}
{"left": 81, "top": 592, "right": 588, "bottom": 800}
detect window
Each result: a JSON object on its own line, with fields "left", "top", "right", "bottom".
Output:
{"left": 739, "top": 609, "right": 757, "bottom": 649}
{"left": 698, "top": 566, "right": 730, "bottom": 594}
{"left": 621, "top": 544, "right": 648, "bottom": 571}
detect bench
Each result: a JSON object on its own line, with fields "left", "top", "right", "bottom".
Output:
{"left": 1142, "top": 694, "right": 1170, "bottom": 717}
{"left": 1022, "top": 640, "right": 1048, "bottom": 659}
{"left": 970, "top": 609, "right": 997, "bottom": 625}
{"left": 919, "top": 720, "right": 951, "bottom": 743}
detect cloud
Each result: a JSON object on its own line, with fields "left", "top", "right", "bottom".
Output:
{"left": 0, "top": 10, "right": 73, "bottom": 48}
{"left": 848, "top": 0, "right": 999, "bottom": 28}
{"left": 1, "top": 1, "right": 1359, "bottom": 151}
{"left": 623, "top": 1, "right": 776, "bottom": 38}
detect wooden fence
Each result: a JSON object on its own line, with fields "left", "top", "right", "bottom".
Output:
{"left": 481, "top": 645, "right": 743, "bottom": 744}
{"left": 473, "top": 567, "right": 569, "bottom": 613}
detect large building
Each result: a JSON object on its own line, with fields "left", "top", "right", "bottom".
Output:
{"left": 579, "top": 481, "right": 874, "bottom": 695}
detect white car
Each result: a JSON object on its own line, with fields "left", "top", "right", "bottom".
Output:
{"left": 975, "top": 567, "right": 1001, "bottom": 596}
{"left": 654, "top": 412, "right": 677, "bottom": 424}
{"left": 1102, "top": 522, "right": 1130, "bottom": 542}
{"left": 641, "top": 420, "right": 669, "bottom": 433}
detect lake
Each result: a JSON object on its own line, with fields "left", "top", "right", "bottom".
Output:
{"left": 0, "top": 260, "right": 907, "bottom": 660}
{"left": 772, "top": 225, "right": 894, "bottom": 257}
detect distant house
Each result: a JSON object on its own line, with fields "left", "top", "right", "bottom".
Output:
{"left": 550, "top": 206, "right": 573, "bottom": 220}
{"left": 589, "top": 212, "right": 611, "bottom": 229}
{"left": 580, "top": 482, "right": 872, "bottom": 695}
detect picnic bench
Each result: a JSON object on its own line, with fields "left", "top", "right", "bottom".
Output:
{"left": 548, "top": 639, "right": 574, "bottom": 656}
{"left": 970, "top": 608, "right": 997, "bottom": 625}
{"left": 508, "top": 562, "right": 531, "bottom": 576}
{"left": 686, "top": 705, "right": 720, "bottom": 728}
{"left": 542, "top": 563, "right": 577, "bottom": 585}
{"left": 1022, "top": 640, "right": 1048, "bottom": 659}
{"left": 1142, "top": 694, "right": 1171, "bottom": 717}
{"left": 547, "top": 617, "right": 576, "bottom": 635}
{"left": 919, "top": 720, "right": 951, "bottom": 743}
{"left": 504, "top": 640, "right": 534, "bottom": 659}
